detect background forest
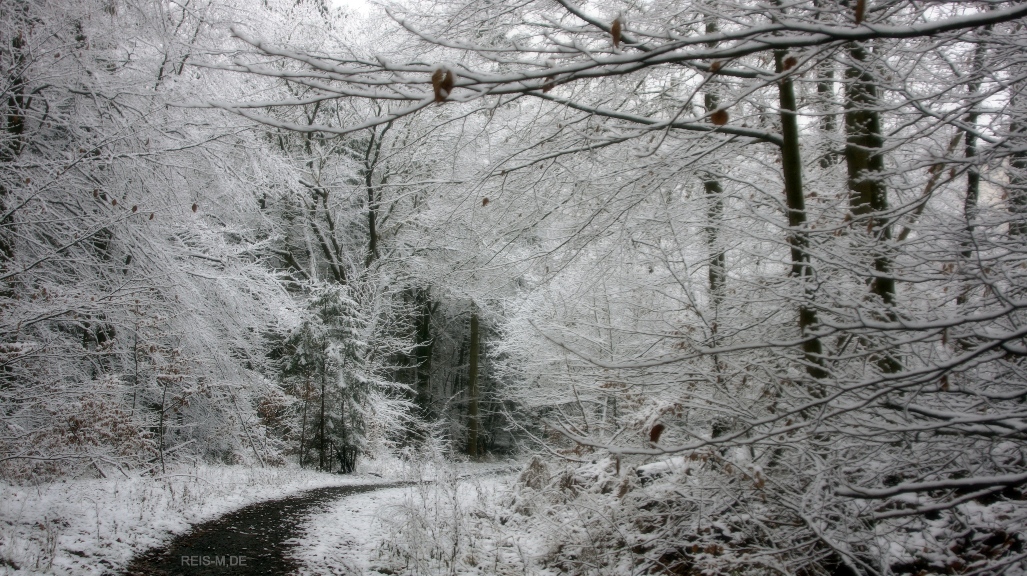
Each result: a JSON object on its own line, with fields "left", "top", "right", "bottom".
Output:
{"left": 3, "top": 0, "right": 1027, "bottom": 574}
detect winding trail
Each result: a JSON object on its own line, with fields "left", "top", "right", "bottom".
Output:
{"left": 122, "top": 482, "right": 404, "bottom": 576}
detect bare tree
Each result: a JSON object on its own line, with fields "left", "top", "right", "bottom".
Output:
{"left": 214, "top": 1, "right": 1027, "bottom": 573}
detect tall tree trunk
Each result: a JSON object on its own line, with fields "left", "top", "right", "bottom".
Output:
{"left": 703, "top": 16, "right": 726, "bottom": 316}
{"left": 845, "top": 41, "right": 900, "bottom": 373}
{"left": 306, "top": 199, "right": 347, "bottom": 285}
{"left": 814, "top": 0, "right": 838, "bottom": 168}
{"left": 339, "top": 395, "right": 349, "bottom": 473}
{"left": 959, "top": 36, "right": 988, "bottom": 307}
{"left": 1011, "top": 145, "right": 1027, "bottom": 240}
{"left": 703, "top": 13, "right": 727, "bottom": 390}
{"left": 131, "top": 329, "right": 140, "bottom": 416}
{"left": 158, "top": 383, "right": 168, "bottom": 474}
{"left": 1, "top": 21, "right": 28, "bottom": 269}
{"left": 466, "top": 311, "right": 480, "bottom": 458}
{"left": 363, "top": 122, "right": 393, "bottom": 266}
{"left": 776, "top": 49, "right": 827, "bottom": 382}
{"left": 451, "top": 335, "right": 466, "bottom": 407}
{"left": 817, "top": 63, "right": 838, "bottom": 168}
{"left": 413, "top": 288, "right": 435, "bottom": 421}
{"left": 318, "top": 367, "right": 326, "bottom": 471}
{"left": 703, "top": 170, "right": 724, "bottom": 315}
{"left": 299, "top": 375, "right": 309, "bottom": 467}
{"left": 1008, "top": 76, "right": 1027, "bottom": 240}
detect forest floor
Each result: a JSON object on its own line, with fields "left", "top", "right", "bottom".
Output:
{"left": 289, "top": 466, "right": 521, "bottom": 576}
{"left": 0, "top": 462, "right": 402, "bottom": 576}
{"left": 122, "top": 482, "right": 408, "bottom": 576}
{"left": 0, "top": 460, "right": 518, "bottom": 576}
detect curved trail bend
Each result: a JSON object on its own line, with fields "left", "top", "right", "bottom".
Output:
{"left": 122, "top": 482, "right": 403, "bottom": 576}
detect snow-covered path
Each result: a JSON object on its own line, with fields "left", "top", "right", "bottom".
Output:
{"left": 0, "top": 467, "right": 403, "bottom": 576}
{"left": 0, "top": 462, "right": 520, "bottom": 575}
{"left": 121, "top": 482, "right": 408, "bottom": 575}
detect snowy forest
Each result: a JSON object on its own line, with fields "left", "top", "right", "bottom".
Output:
{"left": 3, "top": 0, "right": 1027, "bottom": 574}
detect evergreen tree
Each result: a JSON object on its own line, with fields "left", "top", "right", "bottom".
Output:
{"left": 281, "top": 284, "right": 368, "bottom": 472}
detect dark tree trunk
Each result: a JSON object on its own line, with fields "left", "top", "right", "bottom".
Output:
{"left": 466, "top": 312, "right": 480, "bottom": 458}
{"left": 776, "top": 49, "right": 827, "bottom": 382}
{"left": 413, "top": 288, "right": 435, "bottom": 419}
{"left": 363, "top": 121, "right": 392, "bottom": 266}
{"left": 338, "top": 396, "right": 356, "bottom": 474}
{"left": 158, "top": 384, "right": 168, "bottom": 474}
{"left": 1008, "top": 71, "right": 1027, "bottom": 239}
{"left": 1011, "top": 146, "right": 1027, "bottom": 240}
{"left": 318, "top": 369, "right": 326, "bottom": 471}
{"left": 299, "top": 376, "right": 308, "bottom": 467}
{"left": 703, "top": 17, "right": 726, "bottom": 315}
{"left": 845, "top": 41, "right": 900, "bottom": 373}
{"left": 0, "top": 25, "right": 26, "bottom": 266}
{"left": 959, "top": 36, "right": 987, "bottom": 307}
{"left": 814, "top": 0, "right": 838, "bottom": 168}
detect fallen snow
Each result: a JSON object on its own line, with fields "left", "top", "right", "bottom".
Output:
{"left": 0, "top": 462, "right": 407, "bottom": 575}
{"left": 289, "top": 460, "right": 523, "bottom": 576}
{"left": 288, "top": 484, "right": 411, "bottom": 575}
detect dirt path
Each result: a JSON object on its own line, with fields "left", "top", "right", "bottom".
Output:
{"left": 122, "top": 482, "right": 404, "bottom": 576}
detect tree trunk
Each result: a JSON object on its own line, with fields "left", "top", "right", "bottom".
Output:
{"left": 703, "top": 12, "right": 727, "bottom": 390}
{"left": 158, "top": 383, "right": 168, "bottom": 474}
{"left": 339, "top": 395, "right": 350, "bottom": 473}
{"left": 318, "top": 368, "right": 326, "bottom": 471}
{"left": 466, "top": 311, "right": 480, "bottom": 458}
{"left": 814, "top": 0, "right": 838, "bottom": 168}
{"left": 413, "top": 288, "right": 435, "bottom": 420}
{"left": 845, "top": 41, "right": 901, "bottom": 373}
{"left": 959, "top": 37, "right": 988, "bottom": 306}
{"left": 1008, "top": 72, "right": 1027, "bottom": 240}
{"left": 703, "top": 16, "right": 726, "bottom": 316}
{"left": 776, "top": 49, "right": 827, "bottom": 382}
{"left": 363, "top": 122, "right": 393, "bottom": 266}
{"left": 299, "top": 374, "right": 309, "bottom": 468}
{"left": 845, "top": 42, "right": 893, "bottom": 303}
{"left": 1011, "top": 145, "right": 1027, "bottom": 240}
{"left": 0, "top": 24, "right": 26, "bottom": 267}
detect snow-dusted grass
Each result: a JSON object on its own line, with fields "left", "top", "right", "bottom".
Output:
{"left": 0, "top": 460, "right": 406, "bottom": 576}
{"left": 289, "top": 459, "right": 541, "bottom": 576}
{"left": 330, "top": 456, "right": 690, "bottom": 576}
{"left": 290, "top": 459, "right": 527, "bottom": 576}
{"left": 289, "top": 485, "right": 411, "bottom": 576}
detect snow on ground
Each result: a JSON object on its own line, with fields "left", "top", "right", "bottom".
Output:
{"left": 289, "top": 484, "right": 411, "bottom": 576}
{"left": 0, "top": 459, "right": 410, "bottom": 576}
{"left": 289, "top": 460, "right": 523, "bottom": 576}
